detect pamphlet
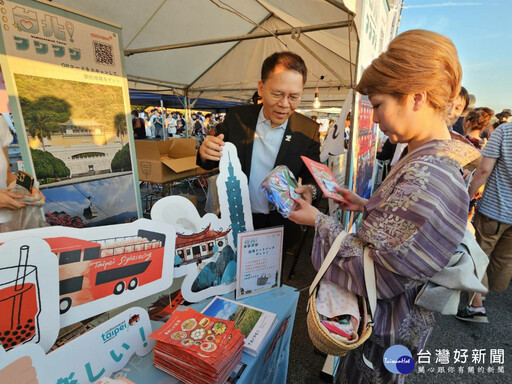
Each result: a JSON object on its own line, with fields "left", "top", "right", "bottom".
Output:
{"left": 301, "top": 156, "right": 346, "bottom": 202}
{"left": 235, "top": 227, "right": 283, "bottom": 300}
{"left": 202, "top": 296, "right": 278, "bottom": 357}
{"left": 150, "top": 308, "right": 244, "bottom": 384}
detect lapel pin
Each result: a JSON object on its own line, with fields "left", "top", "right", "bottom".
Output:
{"left": 285, "top": 135, "right": 292, "bottom": 142}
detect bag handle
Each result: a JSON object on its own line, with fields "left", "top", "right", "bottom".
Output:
{"left": 363, "top": 247, "right": 377, "bottom": 318}
{"left": 309, "top": 231, "right": 349, "bottom": 297}
{"left": 308, "top": 231, "right": 377, "bottom": 318}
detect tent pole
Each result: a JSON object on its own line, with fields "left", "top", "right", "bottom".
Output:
{"left": 125, "top": 21, "right": 350, "bottom": 56}
{"left": 161, "top": 99, "right": 167, "bottom": 141}
{"left": 291, "top": 32, "right": 350, "bottom": 88}
{"left": 184, "top": 91, "right": 189, "bottom": 138}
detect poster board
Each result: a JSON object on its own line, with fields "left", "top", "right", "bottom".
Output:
{"left": 235, "top": 227, "right": 283, "bottom": 300}
{"left": 0, "top": 307, "right": 153, "bottom": 383}
{"left": 0, "top": 219, "right": 175, "bottom": 327}
{"left": 0, "top": 0, "right": 142, "bottom": 227}
{"left": 0, "top": 237, "right": 59, "bottom": 352}
{"left": 151, "top": 143, "right": 253, "bottom": 303}
{"left": 344, "top": 0, "right": 391, "bottom": 230}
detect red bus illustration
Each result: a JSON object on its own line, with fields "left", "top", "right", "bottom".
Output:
{"left": 43, "top": 229, "right": 166, "bottom": 314}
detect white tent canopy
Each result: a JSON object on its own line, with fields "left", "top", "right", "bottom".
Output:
{"left": 53, "top": 0, "right": 359, "bottom": 108}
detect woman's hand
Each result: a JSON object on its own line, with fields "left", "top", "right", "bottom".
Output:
{"left": 334, "top": 187, "right": 367, "bottom": 212}
{"left": 0, "top": 190, "right": 25, "bottom": 210}
{"left": 288, "top": 197, "right": 320, "bottom": 226}
{"left": 30, "top": 186, "right": 45, "bottom": 203}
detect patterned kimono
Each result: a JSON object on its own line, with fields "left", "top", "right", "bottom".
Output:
{"left": 312, "top": 140, "right": 480, "bottom": 384}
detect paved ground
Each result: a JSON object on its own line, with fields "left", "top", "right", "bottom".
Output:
{"left": 281, "top": 198, "right": 512, "bottom": 384}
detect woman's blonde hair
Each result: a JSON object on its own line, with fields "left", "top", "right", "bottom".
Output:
{"left": 355, "top": 30, "right": 462, "bottom": 113}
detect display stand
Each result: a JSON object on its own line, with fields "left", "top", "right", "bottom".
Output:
{"left": 115, "top": 285, "right": 299, "bottom": 384}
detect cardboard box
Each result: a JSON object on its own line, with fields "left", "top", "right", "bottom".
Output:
{"left": 135, "top": 139, "right": 200, "bottom": 183}
{"left": 180, "top": 194, "right": 197, "bottom": 208}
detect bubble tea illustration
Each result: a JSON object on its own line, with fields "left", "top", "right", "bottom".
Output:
{"left": 0, "top": 246, "right": 40, "bottom": 350}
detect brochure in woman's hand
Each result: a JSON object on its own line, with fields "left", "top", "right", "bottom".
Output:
{"left": 300, "top": 156, "right": 346, "bottom": 203}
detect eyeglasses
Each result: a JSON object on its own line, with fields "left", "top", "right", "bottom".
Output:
{"left": 269, "top": 91, "right": 302, "bottom": 106}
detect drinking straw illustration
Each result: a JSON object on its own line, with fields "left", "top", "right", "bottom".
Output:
{"left": 15, "top": 245, "right": 29, "bottom": 292}
{"left": 12, "top": 245, "right": 29, "bottom": 327}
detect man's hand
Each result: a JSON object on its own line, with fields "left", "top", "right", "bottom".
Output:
{"left": 294, "top": 184, "right": 314, "bottom": 204}
{"left": 288, "top": 197, "right": 320, "bottom": 226}
{"left": 199, "top": 134, "right": 225, "bottom": 162}
{"left": 0, "top": 190, "right": 25, "bottom": 210}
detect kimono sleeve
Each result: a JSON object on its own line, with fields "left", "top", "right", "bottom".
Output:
{"left": 312, "top": 159, "right": 469, "bottom": 299}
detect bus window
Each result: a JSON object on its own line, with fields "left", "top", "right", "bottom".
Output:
{"left": 59, "top": 249, "right": 81, "bottom": 265}
{"left": 83, "top": 246, "right": 100, "bottom": 261}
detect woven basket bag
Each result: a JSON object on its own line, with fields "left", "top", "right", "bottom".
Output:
{"left": 306, "top": 231, "right": 377, "bottom": 357}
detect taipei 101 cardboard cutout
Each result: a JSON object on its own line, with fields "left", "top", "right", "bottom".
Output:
{"left": 152, "top": 143, "right": 253, "bottom": 302}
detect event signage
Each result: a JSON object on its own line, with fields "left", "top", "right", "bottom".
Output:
{"left": 235, "top": 227, "right": 283, "bottom": 300}
{"left": 0, "top": 219, "right": 176, "bottom": 327}
{"left": 0, "top": 307, "right": 154, "bottom": 383}
{"left": 0, "top": 0, "right": 142, "bottom": 228}
{"left": 341, "top": 0, "right": 391, "bottom": 229}
{"left": 0, "top": 1, "right": 123, "bottom": 74}
{"left": 320, "top": 89, "right": 353, "bottom": 162}
{"left": 0, "top": 237, "right": 59, "bottom": 352}
{"left": 151, "top": 143, "right": 253, "bottom": 303}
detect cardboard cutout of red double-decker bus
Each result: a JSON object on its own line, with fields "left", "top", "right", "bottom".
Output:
{"left": 44, "top": 229, "right": 166, "bottom": 314}
{"left": 0, "top": 219, "right": 175, "bottom": 328}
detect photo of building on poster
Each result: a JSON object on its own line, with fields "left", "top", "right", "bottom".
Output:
{"left": 13, "top": 74, "right": 137, "bottom": 227}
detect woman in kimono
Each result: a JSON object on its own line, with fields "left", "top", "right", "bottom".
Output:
{"left": 289, "top": 30, "right": 480, "bottom": 383}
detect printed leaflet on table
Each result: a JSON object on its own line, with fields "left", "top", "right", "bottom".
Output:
{"left": 235, "top": 227, "right": 283, "bottom": 299}
{"left": 149, "top": 308, "right": 244, "bottom": 384}
{"left": 202, "top": 296, "right": 278, "bottom": 357}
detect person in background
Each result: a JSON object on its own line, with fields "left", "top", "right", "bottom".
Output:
{"left": 463, "top": 107, "right": 494, "bottom": 149}
{"left": 143, "top": 115, "right": 151, "bottom": 138}
{"left": 131, "top": 110, "right": 147, "bottom": 140}
{"left": 204, "top": 113, "right": 216, "bottom": 136}
{"left": 148, "top": 108, "right": 158, "bottom": 138}
{"left": 446, "top": 86, "right": 469, "bottom": 134}
{"left": 0, "top": 115, "right": 45, "bottom": 231}
{"left": 251, "top": 90, "right": 262, "bottom": 105}
{"left": 197, "top": 51, "right": 320, "bottom": 250}
{"left": 153, "top": 110, "right": 164, "bottom": 139}
{"left": 483, "top": 108, "right": 512, "bottom": 139}
{"left": 287, "top": 30, "right": 480, "bottom": 383}
{"left": 0, "top": 115, "right": 24, "bottom": 226}
{"left": 167, "top": 112, "right": 177, "bottom": 137}
{"left": 376, "top": 138, "right": 397, "bottom": 180}
{"left": 456, "top": 121, "right": 512, "bottom": 323}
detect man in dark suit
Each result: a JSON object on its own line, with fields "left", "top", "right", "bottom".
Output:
{"left": 197, "top": 51, "right": 320, "bottom": 247}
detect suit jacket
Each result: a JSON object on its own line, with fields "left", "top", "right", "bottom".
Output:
{"left": 197, "top": 104, "right": 320, "bottom": 194}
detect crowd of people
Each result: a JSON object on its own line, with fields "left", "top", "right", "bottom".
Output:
{"left": 131, "top": 108, "right": 224, "bottom": 144}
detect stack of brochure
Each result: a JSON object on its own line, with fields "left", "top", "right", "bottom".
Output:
{"left": 150, "top": 308, "right": 244, "bottom": 384}
{"left": 202, "top": 296, "right": 278, "bottom": 356}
